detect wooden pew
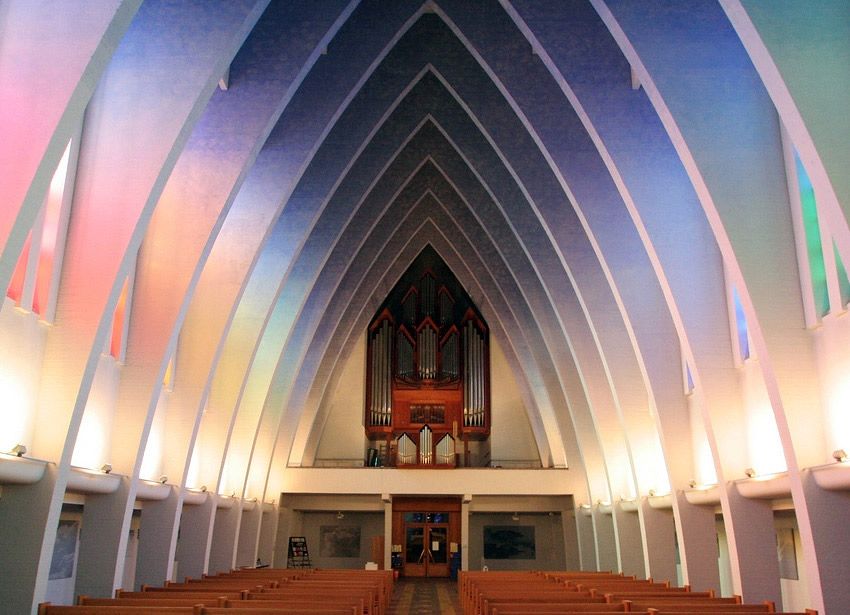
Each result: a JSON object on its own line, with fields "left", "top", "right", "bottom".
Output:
{"left": 115, "top": 591, "right": 247, "bottom": 601}
{"left": 202, "top": 607, "right": 358, "bottom": 615}
{"left": 491, "top": 605, "right": 628, "bottom": 615}
{"left": 78, "top": 597, "right": 225, "bottom": 608}
{"left": 39, "top": 605, "right": 198, "bottom": 615}
{"left": 626, "top": 602, "right": 768, "bottom": 613}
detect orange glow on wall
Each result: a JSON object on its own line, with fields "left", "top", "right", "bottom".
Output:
{"left": 111, "top": 277, "right": 129, "bottom": 359}
{"left": 6, "top": 231, "right": 32, "bottom": 306}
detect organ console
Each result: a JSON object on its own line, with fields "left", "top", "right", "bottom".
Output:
{"left": 365, "top": 247, "right": 490, "bottom": 467}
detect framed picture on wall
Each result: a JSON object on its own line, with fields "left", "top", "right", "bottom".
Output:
{"left": 320, "top": 525, "right": 361, "bottom": 558}
{"left": 776, "top": 527, "right": 798, "bottom": 580}
{"left": 48, "top": 521, "right": 79, "bottom": 580}
{"left": 483, "top": 525, "right": 535, "bottom": 559}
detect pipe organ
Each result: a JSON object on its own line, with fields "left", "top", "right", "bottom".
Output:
{"left": 365, "top": 248, "right": 490, "bottom": 467}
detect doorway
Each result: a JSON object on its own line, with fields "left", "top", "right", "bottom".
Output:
{"left": 403, "top": 513, "right": 450, "bottom": 577}
{"left": 392, "top": 497, "right": 460, "bottom": 578}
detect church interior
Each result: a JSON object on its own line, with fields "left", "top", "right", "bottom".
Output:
{"left": 1, "top": 1, "right": 849, "bottom": 614}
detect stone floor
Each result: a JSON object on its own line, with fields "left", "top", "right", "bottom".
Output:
{"left": 388, "top": 577, "right": 461, "bottom": 615}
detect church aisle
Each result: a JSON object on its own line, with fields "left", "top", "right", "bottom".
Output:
{"left": 388, "top": 578, "right": 461, "bottom": 615}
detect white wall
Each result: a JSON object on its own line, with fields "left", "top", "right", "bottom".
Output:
{"left": 0, "top": 298, "right": 48, "bottom": 454}
{"left": 315, "top": 334, "right": 368, "bottom": 463}
{"left": 489, "top": 337, "right": 539, "bottom": 464}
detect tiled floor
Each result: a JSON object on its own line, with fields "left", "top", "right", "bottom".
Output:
{"left": 388, "top": 577, "right": 461, "bottom": 615}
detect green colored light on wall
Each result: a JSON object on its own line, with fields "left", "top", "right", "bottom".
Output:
{"left": 795, "top": 150, "right": 829, "bottom": 316}
{"left": 835, "top": 243, "right": 850, "bottom": 308}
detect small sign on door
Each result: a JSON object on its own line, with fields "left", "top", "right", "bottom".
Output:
{"left": 432, "top": 541, "right": 440, "bottom": 551}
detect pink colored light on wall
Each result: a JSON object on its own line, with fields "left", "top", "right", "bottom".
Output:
{"left": 6, "top": 231, "right": 32, "bottom": 305}
{"left": 33, "top": 141, "right": 72, "bottom": 317}
{"left": 111, "top": 277, "right": 129, "bottom": 359}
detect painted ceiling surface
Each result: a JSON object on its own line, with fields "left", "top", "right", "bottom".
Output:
{"left": 2, "top": 5, "right": 849, "bottom": 605}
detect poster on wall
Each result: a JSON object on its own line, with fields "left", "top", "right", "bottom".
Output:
{"left": 49, "top": 520, "right": 79, "bottom": 580}
{"left": 483, "top": 526, "right": 535, "bottom": 559}
{"left": 776, "top": 528, "right": 798, "bottom": 580}
{"left": 320, "top": 525, "right": 361, "bottom": 558}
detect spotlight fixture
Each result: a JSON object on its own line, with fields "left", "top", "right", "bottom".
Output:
{"left": 337, "top": 511, "right": 344, "bottom": 520}
{"left": 158, "top": 474, "right": 168, "bottom": 484}
{"left": 833, "top": 449, "right": 848, "bottom": 463}
{"left": 101, "top": 463, "right": 112, "bottom": 474}
{"left": 512, "top": 512, "right": 519, "bottom": 521}
{"left": 648, "top": 489, "right": 656, "bottom": 497}
{"left": 744, "top": 467, "right": 757, "bottom": 478}
{"left": 200, "top": 485, "right": 207, "bottom": 492}
{"left": 688, "top": 479, "right": 697, "bottom": 488}
{"left": 10, "top": 444, "right": 27, "bottom": 457}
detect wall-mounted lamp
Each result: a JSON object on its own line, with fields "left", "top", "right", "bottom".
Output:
{"left": 101, "top": 463, "right": 112, "bottom": 474}
{"left": 158, "top": 474, "right": 168, "bottom": 484}
{"left": 744, "top": 467, "right": 757, "bottom": 478}
{"left": 833, "top": 449, "right": 848, "bottom": 463}
{"left": 337, "top": 511, "right": 344, "bottom": 520}
{"left": 512, "top": 512, "right": 519, "bottom": 521}
{"left": 10, "top": 444, "right": 27, "bottom": 457}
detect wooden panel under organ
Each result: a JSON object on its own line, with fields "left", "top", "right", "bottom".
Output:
{"left": 365, "top": 246, "right": 490, "bottom": 467}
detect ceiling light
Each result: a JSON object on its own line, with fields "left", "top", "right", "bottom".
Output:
{"left": 744, "top": 467, "right": 757, "bottom": 478}
{"left": 833, "top": 449, "right": 847, "bottom": 463}
{"left": 10, "top": 444, "right": 27, "bottom": 457}
{"left": 688, "top": 479, "right": 697, "bottom": 488}
{"left": 512, "top": 512, "right": 519, "bottom": 521}
{"left": 648, "top": 489, "right": 656, "bottom": 497}
{"left": 337, "top": 511, "right": 344, "bottom": 520}
{"left": 159, "top": 474, "right": 168, "bottom": 484}
{"left": 101, "top": 463, "right": 112, "bottom": 474}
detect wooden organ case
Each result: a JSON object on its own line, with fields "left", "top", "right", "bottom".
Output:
{"left": 365, "top": 248, "right": 490, "bottom": 467}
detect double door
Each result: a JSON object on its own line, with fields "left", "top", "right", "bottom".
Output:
{"left": 404, "top": 519, "right": 449, "bottom": 577}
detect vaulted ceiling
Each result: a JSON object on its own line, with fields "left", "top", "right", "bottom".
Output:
{"left": 3, "top": 0, "right": 849, "bottom": 578}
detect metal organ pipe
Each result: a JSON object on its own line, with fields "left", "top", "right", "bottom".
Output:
{"left": 463, "top": 323, "right": 470, "bottom": 427}
{"left": 384, "top": 320, "right": 391, "bottom": 426}
{"left": 370, "top": 321, "right": 393, "bottom": 427}
{"left": 461, "top": 322, "right": 485, "bottom": 427}
{"left": 420, "top": 426, "right": 433, "bottom": 465}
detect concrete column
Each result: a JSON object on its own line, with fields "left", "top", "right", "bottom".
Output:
{"left": 208, "top": 501, "right": 239, "bottom": 574}
{"left": 801, "top": 473, "right": 850, "bottom": 615}
{"left": 594, "top": 509, "right": 618, "bottom": 572}
{"left": 575, "top": 506, "right": 597, "bottom": 570}
{"left": 383, "top": 495, "right": 392, "bottom": 571}
{"left": 613, "top": 504, "right": 646, "bottom": 578}
{"left": 176, "top": 493, "right": 215, "bottom": 580}
{"left": 461, "top": 495, "right": 471, "bottom": 570}
{"left": 638, "top": 499, "right": 677, "bottom": 585}
{"left": 0, "top": 465, "right": 63, "bottom": 615}
{"left": 722, "top": 487, "right": 781, "bottom": 604}
{"left": 235, "top": 502, "right": 261, "bottom": 568}
{"left": 674, "top": 494, "right": 720, "bottom": 592}
{"left": 257, "top": 503, "right": 279, "bottom": 568}
{"left": 273, "top": 506, "right": 295, "bottom": 569}
{"left": 75, "top": 477, "right": 131, "bottom": 596}
{"left": 561, "top": 508, "right": 581, "bottom": 570}
{"left": 136, "top": 486, "right": 180, "bottom": 587}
